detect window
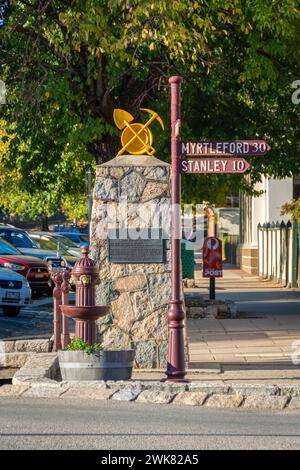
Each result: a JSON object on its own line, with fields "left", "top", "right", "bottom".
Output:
{"left": 0, "top": 239, "right": 21, "bottom": 255}
{"left": 0, "top": 230, "right": 36, "bottom": 248}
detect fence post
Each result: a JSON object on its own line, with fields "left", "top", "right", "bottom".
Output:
{"left": 275, "top": 221, "right": 280, "bottom": 283}
{"left": 298, "top": 222, "right": 300, "bottom": 288}
{"left": 271, "top": 222, "right": 276, "bottom": 281}
{"left": 292, "top": 221, "right": 298, "bottom": 288}
{"left": 280, "top": 221, "right": 287, "bottom": 286}
{"left": 258, "top": 223, "right": 263, "bottom": 278}
{"left": 286, "top": 221, "right": 292, "bottom": 288}
{"left": 267, "top": 223, "right": 272, "bottom": 279}
{"left": 52, "top": 273, "right": 62, "bottom": 352}
{"left": 297, "top": 222, "right": 300, "bottom": 287}
{"left": 262, "top": 223, "right": 268, "bottom": 278}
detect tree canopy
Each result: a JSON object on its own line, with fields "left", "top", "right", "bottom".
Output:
{"left": 0, "top": 0, "right": 299, "bottom": 220}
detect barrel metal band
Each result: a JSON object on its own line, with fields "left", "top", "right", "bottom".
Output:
{"left": 60, "top": 362, "right": 133, "bottom": 369}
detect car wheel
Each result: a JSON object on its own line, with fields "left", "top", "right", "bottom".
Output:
{"left": 2, "top": 307, "right": 21, "bottom": 317}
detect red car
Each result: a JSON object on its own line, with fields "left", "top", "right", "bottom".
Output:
{"left": 0, "top": 238, "right": 51, "bottom": 295}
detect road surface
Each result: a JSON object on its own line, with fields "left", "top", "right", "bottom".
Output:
{"left": 0, "top": 398, "right": 300, "bottom": 450}
{"left": 0, "top": 294, "right": 75, "bottom": 339}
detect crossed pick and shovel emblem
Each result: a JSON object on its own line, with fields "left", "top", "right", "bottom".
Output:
{"left": 113, "top": 108, "right": 164, "bottom": 157}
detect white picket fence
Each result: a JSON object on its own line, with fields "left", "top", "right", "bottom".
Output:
{"left": 257, "top": 221, "right": 299, "bottom": 287}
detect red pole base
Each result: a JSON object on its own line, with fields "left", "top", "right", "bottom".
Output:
{"left": 162, "top": 300, "right": 188, "bottom": 383}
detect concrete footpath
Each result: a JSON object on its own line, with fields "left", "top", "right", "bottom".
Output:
{"left": 185, "top": 267, "right": 300, "bottom": 384}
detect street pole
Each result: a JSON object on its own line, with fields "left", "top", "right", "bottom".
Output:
{"left": 209, "top": 277, "right": 215, "bottom": 300}
{"left": 86, "top": 169, "right": 92, "bottom": 236}
{"left": 205, "top": 207, "right": 216, "bottom": 300}
{"left": 163, "top": 76, "right": 187, "bottom": 382}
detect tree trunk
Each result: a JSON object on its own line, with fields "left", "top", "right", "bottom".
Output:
{"left": 87, "top": 133, "right": 119, "bottom": 165}
{"left": 40, "top": 214, "right": 49, "bottom": 231}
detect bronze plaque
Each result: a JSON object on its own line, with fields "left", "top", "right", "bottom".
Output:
{"left": 108, "top": 230, "right": 166, "bottom": 264}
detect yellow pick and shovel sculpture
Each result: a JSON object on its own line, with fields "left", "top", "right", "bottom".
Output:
{"left": 113, "top": 108, "right": 164, "bottom": 157}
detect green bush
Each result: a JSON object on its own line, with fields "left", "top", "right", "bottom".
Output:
{"left": 65, "top": 338, "right": 103, "bottom": 355}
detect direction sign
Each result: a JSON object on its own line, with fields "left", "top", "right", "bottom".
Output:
{"left": 181, "top": 158, "right": 250, "bottom": 174}
{"left": 181, "top": 140, "right": 271, "bottom": 157}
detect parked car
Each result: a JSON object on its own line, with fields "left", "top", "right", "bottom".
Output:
{"left": 0, "top": 225, "right": 65, "bottom": 269}
{"left": 0, "top": 266, "right": 31, "bottom": 316}
{"left": 0, "top": 239, "right": 51, "bottom": 296}
{"left": 28, "top": 233, "right": 79, "bottom": 267}
{"left": 32, "top": 232, "right": 82, "bottom": 257}
{"left": 57, "top": 232, "right": 89, "bottom": 248}
{"left": 53, "top": 224, "right": 88, "bottom": 234}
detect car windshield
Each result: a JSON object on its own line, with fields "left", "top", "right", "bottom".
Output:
{"left": 31, "top": 237, "right": 70, "bottom": 256}
{"left": 61, "top": 233, "right": 89, "bottom": 244}
{"left": 54, "top": 235, "right": 79, "bottom": 248}
{"left": 0, "top": 229, "right": 36, "bottom": 248}
{"left": 0, "top": 239, "right": 22, "bottom": 255}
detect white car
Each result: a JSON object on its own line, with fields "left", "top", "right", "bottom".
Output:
{"left": 0, "top": 266, "right": 31, "bottom": 317}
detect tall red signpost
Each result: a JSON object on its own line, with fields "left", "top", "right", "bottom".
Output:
{"left": 164, "top": 76, "right": 271, "bottom": 382}
{"left": 163, "top": 76, "right": 187, "bottom": 382}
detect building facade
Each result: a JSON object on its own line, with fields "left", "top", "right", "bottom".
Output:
{"left": 239, "top": 175, "right": 294, "bottom": 274}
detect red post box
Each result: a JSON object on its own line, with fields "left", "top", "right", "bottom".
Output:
{"left": 202, "top": 237, "right": 223, "bottom": 278}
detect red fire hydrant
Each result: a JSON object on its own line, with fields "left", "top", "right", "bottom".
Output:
{"left": 60, "top": 247, "right": 108, "bottom": 345}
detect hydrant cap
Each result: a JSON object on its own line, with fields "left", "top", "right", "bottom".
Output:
{"left": 72, "top": 245, "right": 97, "bottom": 276}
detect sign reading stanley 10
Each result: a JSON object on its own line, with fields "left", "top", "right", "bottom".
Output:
{"left": 182, "top": 157, "right": 250, "bottom": 174}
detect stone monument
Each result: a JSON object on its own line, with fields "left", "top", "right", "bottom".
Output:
{"left": 90, "top": 154, "right": 174, "bottom": 368}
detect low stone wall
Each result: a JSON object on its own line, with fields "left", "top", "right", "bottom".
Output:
{"left": 3, "top": 352, "right": 299, "bottom": 410}
{"left": 185, "top": 293, "right": 238, "bottom": 319}
{"left": 0, "top": 336, "right": 53, "bottom": 373}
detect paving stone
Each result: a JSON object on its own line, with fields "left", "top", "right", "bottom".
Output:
{"left": 230, "top": 384, "right": 279, "bottom": 396}
{"left": 106, "top": 381, "right": 145, "bottom": 392}
{"left": 205, "top": 305, "right": 218, "bottom": 318}
{"left": 23, "top": 353, "right": 59, "bottom": 378}
{"left": 188, "top": 382, "right": 229, "bottom": 394}
{"left": 157, "top": 382, "right": 189, "bottom": 393}
{"left": 136, "top": 390, "right": 175, "bottom": 404}
{"left": 242, "top": 395, "right": 289, "bottom": 409}
{"left": 188, "top": 307, "right": 205, "bottom": 318}
{"left": 15, "top": 339, "right": 51, "bottom": 353}
{"left": 0, "top": 384, "right": 29, "bottom": 397}
{"left": 288, "top": 397, "right": 300, "bottom": 409}
{"left": 0, "top": 352, "right": 33, "bottom": 368}
{"left": 12, "top": 375, "right": 53, "bottom": 385}
{"left": 172, "top": 392, "right": 208, "bottom": 406}
{"left": 279, "top": 385, "right": 300, "bottom": 397}
{"left": 111, "top": 389, "right": 140, "bottom": 401}
{"left": 61, "top": 381, "right": 108, "bottom": 389}
{"left": 22, "top": 384, "right": 67, "bottom": 398}
{"left": 60, "top": 387, "right": 115, "bottom": 400}
{"left": 205, "top": 393, "right": 244, "bottom": 408}
{"left": 12, "top": 369, "right": 52, "bottom": 385}
{"left": 0, "top": 340, "right": 15, "bottom": 353}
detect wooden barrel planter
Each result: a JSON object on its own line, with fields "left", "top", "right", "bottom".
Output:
{"left": 58, "top": 349, "right": 135, "bottom": 381}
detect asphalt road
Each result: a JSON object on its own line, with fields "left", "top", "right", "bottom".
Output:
{"left": 0, "top": 398, "right": 300, "bottom": 450}
{"left": 0, "top": 294, "right": 75, "bottom": 339}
